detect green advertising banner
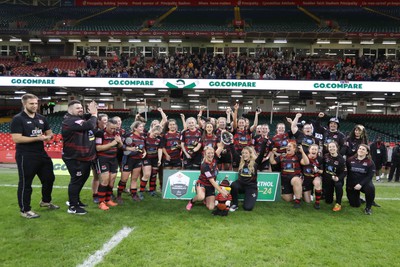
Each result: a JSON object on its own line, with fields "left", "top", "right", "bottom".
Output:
{"left": 162, "top": 170, "right": 281, "bottom": 201}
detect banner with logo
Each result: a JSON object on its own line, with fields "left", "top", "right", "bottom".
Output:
{"left": 52, "top": 158, "right": 70, "bottom": 176}
{"left": 162, "top": 170, "right": 281, "bottom": 201}
{"left": 1, "top": 77, "right": 399, "bottom": 92}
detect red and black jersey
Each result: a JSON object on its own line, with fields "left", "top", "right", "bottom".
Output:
{"left": 233, "top": 128, "right": 252, "bottom": 152}
{"left": 253, "top": 135, "right": 273, "bottom": 156}
{"left": 116, "top": 128, "right": 126, "bottom": 137}
{"left": 124, "top": 132, "right": 145, "bottom": 159}
{"left": 293, "top": 131, "right": 317, "bottom": 155}
{"left": 276, "top": 153, "right": 303, "bottom": 176}
{"left": 302, "top": 156, "right": 322, "bottom": 178}
{"left": 215, "top": 128, "right": 231, "bottom": 152}
{"left": 202, "top": 134, "right": 218, "bottom": 150}
{"left": 95, "top": 130, "right": 118, "bottom": 158}
{"left": 160, "top": 131, "right": 181, "bottom": 160}
{"left": 145, "top": 135, "right": 161, "bottom": 159}
{"left": 61, "top": 113, "right": 97, "bottom": 161}
{"left": 197, "top": 159, "right": 218, "bottom": 187}
{"left": 272, "top": 132, "right": 290, "bottom": 154}
{"left": 346, "top": 156, "right": 376, "bottom": 187}
{"left": 181, "top": 128, "right": 202, "bottom": 151}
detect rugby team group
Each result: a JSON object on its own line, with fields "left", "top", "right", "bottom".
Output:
{"left": 11, "top": 94, "right": 385, "bottom": 218}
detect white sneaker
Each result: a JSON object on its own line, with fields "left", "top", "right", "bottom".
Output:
{"left": 229, "top": 205, "right": 238, "bottom": 212}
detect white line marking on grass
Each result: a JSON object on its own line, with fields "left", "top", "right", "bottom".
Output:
{"left": 77, "top": 227, "right": 134, "bottom": 267}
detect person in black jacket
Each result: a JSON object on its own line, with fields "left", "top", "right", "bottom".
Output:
{"left": 346, "top": 144, "right": 376, "bottom": 215}
{"left": 388, "top": 143, "right": 400, "bottom": 182}
{"left": 370, "top": 136, "right": 387, "bottom": 182}
{"left": 322, "top": 141, "right": 347, "bottom": 212}
{"left": 62, "top": 100, "right": 98, "bottom": 215}
{"left": 226, "top": 133, "right": 270, "bottom": 212}
{"left": 342, "top": 124, "right": 369, "bottom": 157}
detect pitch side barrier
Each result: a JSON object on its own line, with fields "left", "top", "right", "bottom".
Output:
{"left": 2, "top": 77, "right": 400, "bottom": 92}
{"left": 162, "top": 170, "right": 281, "bottom": 201}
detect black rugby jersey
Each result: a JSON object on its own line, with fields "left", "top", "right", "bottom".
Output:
{"left": 10, "top": 111, "right": 50, "bottom": 156}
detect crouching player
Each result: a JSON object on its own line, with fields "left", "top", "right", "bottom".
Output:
{"left": 186, "top": 146, "right": 228, "bottom": 211}
{"left": 95, "top": 118, "right": 123, "bottom": 210}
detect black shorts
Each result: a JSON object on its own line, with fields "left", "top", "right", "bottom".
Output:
{"left": 143, "top": 157, "right": 158, "bottom": 168}
{"left": 385, "top": 161, "right": 392, "bottom": 168}
{"left": 164, "top": 158, "right": 182, "bottom": 168}
{"left": 302, "top": 176, "right": 314, "bottom": 192}
{"left": 217, "top": 150, "right": 232, "bottom": 164}
{"left": 96, "top": 157, "right": 119, "bottom": 174}
{"left": 196, "top": 182, "right": 215, "bottom": 197}
{"left": 259, "top": 160, "right": 270, "bottom": 171}
{"left": 281, "top": 174, "right": 302, "bottom": 195}
{"left": 183, "top": 153, "right": 201, "bottom": 169}
{"left": 122, "top": 157, "right": 143, "bottom": 172}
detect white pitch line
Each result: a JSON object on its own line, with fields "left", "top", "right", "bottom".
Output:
{"left": 77, "top": 227, "right": 134, "bottom": 267}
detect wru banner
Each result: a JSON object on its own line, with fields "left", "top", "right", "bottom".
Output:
{"left": 162, "top": 170, "right": 281, "bottom": 201}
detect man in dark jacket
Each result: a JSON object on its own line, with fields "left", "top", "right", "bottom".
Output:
{"left": 388, "top": 143, "right": 400, "bottom": 182}
{"left": 62, "top": 100, "right": 98, "bottom": 215}
{"left": 370, "top": 136, "right": 387, "bottom": 182}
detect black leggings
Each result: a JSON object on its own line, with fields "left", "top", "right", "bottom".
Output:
{"left": 230, "top": 181, "right": 258, "bottom": 211}
{"left": 323, "top": 176, "right": 344, "bottom": 205}
{"left": 346, "top": 181, "right": 375, "bottom": 209}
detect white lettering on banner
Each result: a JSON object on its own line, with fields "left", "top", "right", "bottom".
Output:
{"left": 1, "top": 77, "right": 400, "bottom": 92}
{"left": 108, "top": 80, "right": 154, "bottom": 86}
{"left": 209, "top": 81, "right": 256, "bottom": 88}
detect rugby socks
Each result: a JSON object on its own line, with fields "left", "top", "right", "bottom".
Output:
{"left": 315, "top": 189, "right": 322, "bottom": 205}
{"left": 140, "top": 178, "right": 148, "bottom": 192}
{"left": 117, "top": 181, "right": 126, "bottom": 197}
{"left": 149, "top": 173, "right": 157, "bottom": 192}
{"left": 295, "top": 198, "right": 301, "bottom": 204}
{"left": 131, "top": 188, "right": 138, "bottom": 196}
{"left": 106, "top": 186, "right": 113, "bottom": 202}
{"left": 98, "top": 185, "right": 107, "bottom": 203}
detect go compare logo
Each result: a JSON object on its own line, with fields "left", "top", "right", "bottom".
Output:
{"left": 313, "top": 82, "right": 363, "bottom": 89}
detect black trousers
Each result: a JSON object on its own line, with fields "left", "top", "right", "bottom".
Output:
{"left": 388, "top": 161, "right": 400, "bottom": 182}
{"left": 346, "top": 181, "right": 375, "bottom": 209}
{"left": 16, "top": 154, "right": 55, "bottom": 213}
{"left": 64, "top": 159, "right": 92, "bottom": 207}
{"left": 323, "top": 176, "right": 344, "bottom": 205}
{"left": 230, "top": 180, "right": 258, "bottom": 211}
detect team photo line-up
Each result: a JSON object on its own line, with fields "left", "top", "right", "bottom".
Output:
{"left": 12, "top": 92, "right": 393, "bottom": 218}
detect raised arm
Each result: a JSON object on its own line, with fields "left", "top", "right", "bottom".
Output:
{"left": 232, "top": 102, "right": 239, "bottom": 130}
{"left": 157, "top": 107, "right": 168, "bottom": 127}
{"left": 290, "top": 113, "right": 302, "bottom": 135}
{"left": 249, "top": 108, "right": 261, "bottom": 133}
